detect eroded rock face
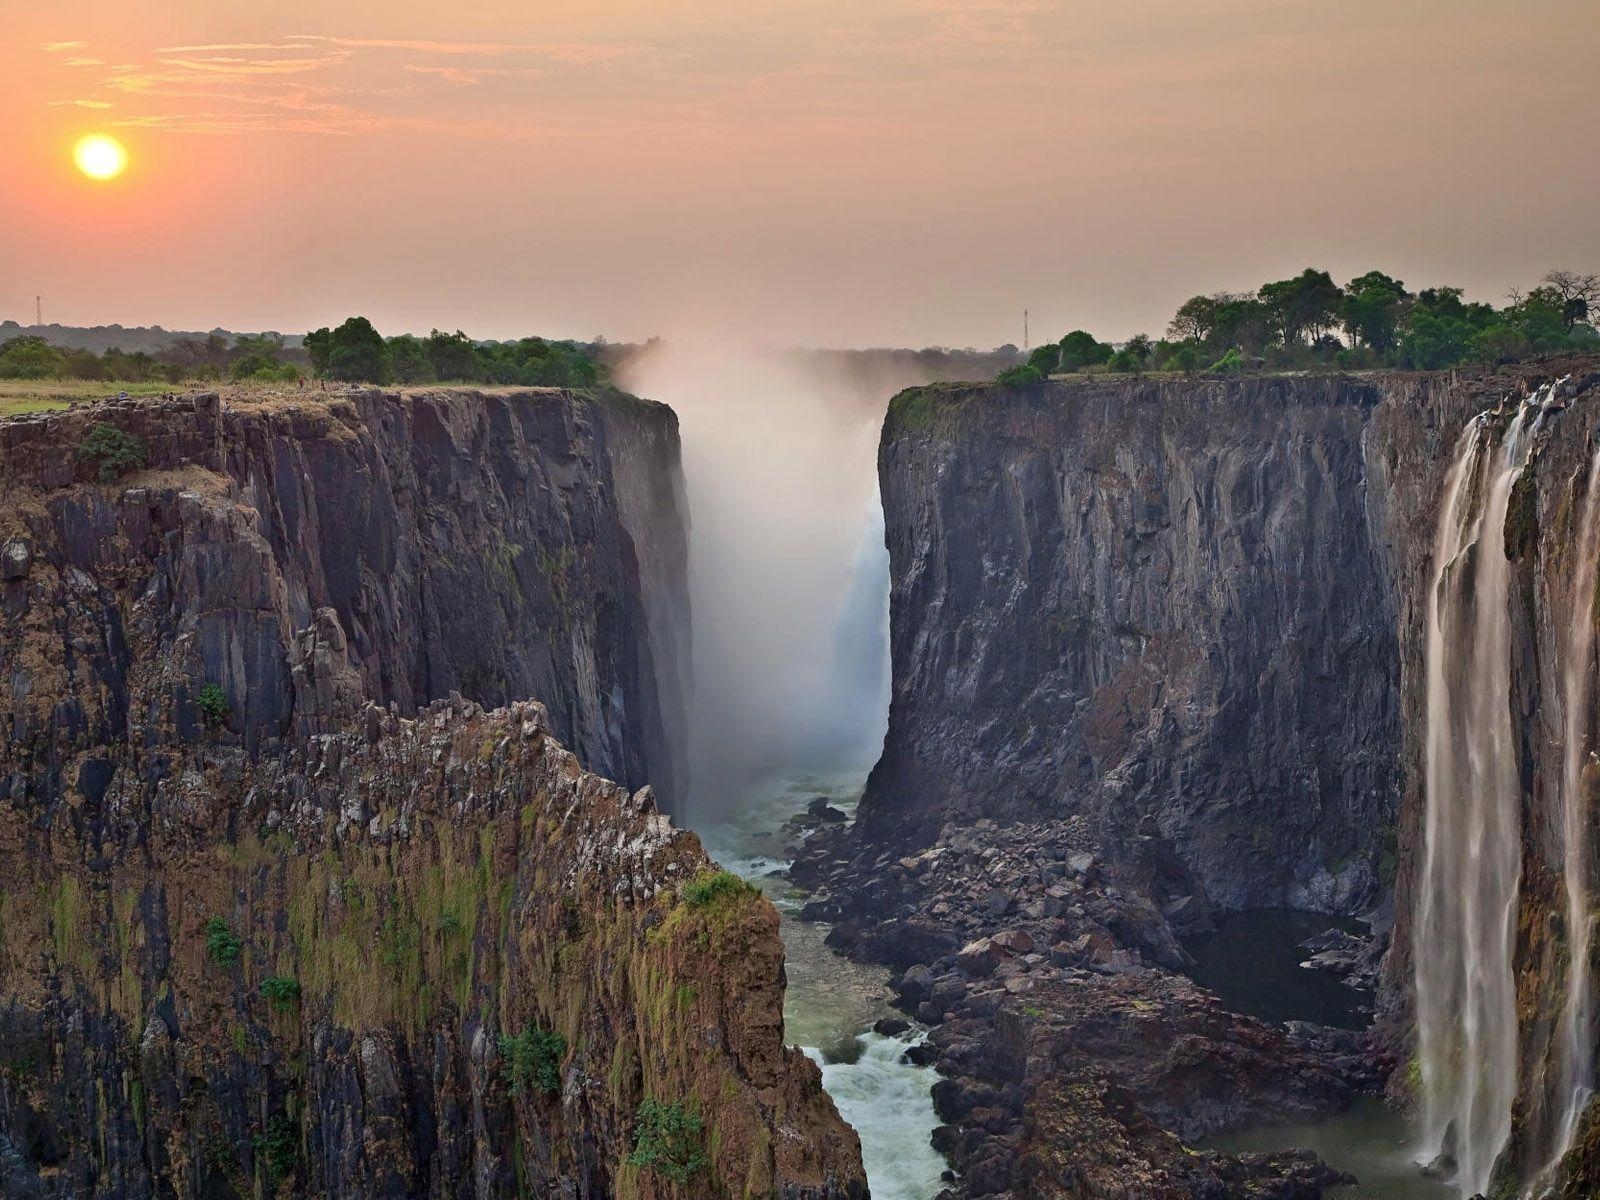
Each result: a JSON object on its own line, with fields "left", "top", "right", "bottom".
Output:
{"left": 0, "top": 389, "right": 863, "bottom": 1199}
{"left": 819, "top": 359, "right": 1600, "bottom": 1197}
{"left": 860, "top": 375, "right": 1403, "bottom": 914}
{"left": 0, "top": 387, "right": 689, "bottom": 812}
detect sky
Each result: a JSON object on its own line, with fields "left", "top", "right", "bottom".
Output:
{"left": 3, "top": 0, "right": 1598, "bottom": 348}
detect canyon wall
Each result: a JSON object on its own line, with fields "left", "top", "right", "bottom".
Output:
{"left": 0, "top": 389, "right": 863, "bottom": 1199}
{"left": 836, "top": 359, "right": 1600, "bottom": 1197}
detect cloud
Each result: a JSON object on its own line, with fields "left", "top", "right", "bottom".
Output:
{"left": 43, "top": 41, "right": 87, "bottom": 52}
{"left": 290, "top": 34, "right": 637, "bottom": 64}
{"left": 155, "top": 54, "right": 351, "bottom": 77}
{"left": 46, "top": 98, "right": 114, "bottom": 109}
{"left": 404, "top": 64, "right": 545, "bottom": 87}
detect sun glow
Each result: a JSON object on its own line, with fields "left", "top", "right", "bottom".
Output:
{"left": 73, "top": 133, "right": 127, "bottom": 181}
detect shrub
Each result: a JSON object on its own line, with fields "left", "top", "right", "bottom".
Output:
{"left": 76, "top": 423, "right": 147, "bottom": 483}
{"left": 499, "top": 1025, "right": 566, "bottom": 1096}
{"left": 260, "top": 975, "right": 301, "bottom": 1012}
{"left": 204, "top": 917, "right": 242, "bottom": 966}
{"left": 1210, "top": 348, "right": 1246, "bottom": 374}
{"left": 995, "top": 364, "right": 1043, "bottom": 388}
{"left": 627, "top": 1098, "right": 706, "bottom": 1184}
{"left": 253, "top": 1113, "right": 299, "bottom": 1186}
{"left": 196, "top": 683, "right": 231, "bottom": 727}
{"left": 681, "top": 869, "right": 755, "bottom": 909}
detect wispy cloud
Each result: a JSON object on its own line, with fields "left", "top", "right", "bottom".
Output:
{"left": 47, "top": 98, "right": 114, "bottom": 109}
{"left": 155, "top": 54, "right": 353, "bottom": 77}
{"left": 404, "top": 64, "right": 544, "bottom": 87}
{"left": 290, "top": 34, "right": 636, "bottom": 63}
{"left": 43, "top": 40, "right": 87, "bottom": 53}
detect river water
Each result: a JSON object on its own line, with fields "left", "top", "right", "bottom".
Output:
{"left": 695, "top": 770, "right": 948, "bottom": 1200}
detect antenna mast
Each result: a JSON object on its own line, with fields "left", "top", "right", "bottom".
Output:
{"left": 1023, "top": 309, "right": 1029, "bottom": 352}
{"left": 35, "top": 296, "right": 42, "bottom": 328}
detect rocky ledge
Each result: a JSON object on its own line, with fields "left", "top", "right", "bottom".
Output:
{"left": 793, "top": 813, "right": 1378, "bottom": 1198}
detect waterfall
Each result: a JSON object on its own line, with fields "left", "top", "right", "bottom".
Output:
{"left": 1551, "top": 443, "right": 1600, "bottom": 1166}
{"left": 1414, "top": 398, "right": 1540, "bottom": 1198}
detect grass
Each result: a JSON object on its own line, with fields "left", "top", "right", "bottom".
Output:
{"left": 0, "top": 379, "right": 173, "bottom": 417}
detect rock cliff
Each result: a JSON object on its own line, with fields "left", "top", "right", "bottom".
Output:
{"left": 0, "top": 388, "right": 864, "bottom": 1199}
{"left": 807, "top": 358, "right": 1600, "bottom": 1198}
{"left": 0, "top": 387, "right": 689, "bottom": 812}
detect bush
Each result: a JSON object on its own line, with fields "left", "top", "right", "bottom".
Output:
{"left": 627, "top": 1098, "right": 706, "bottom": 1184}
{"left": 1210, "top": 348, "right": 1246, "bottom": 374}
{"left": 76, "top": 423, "right": 147, "bottom": 483}
{"left": 499, "top": 1025, "right": 566, "bottom": 1096}
{"left": 260, "top": 975, "right": 301, "bottom": 1012}
{"left": 204, "top": 917, "right": 242, "bottom": 966}
{"left": 196, "top": 683, "right": 231, "bottom": 727}
{"left": 681, "top": 869, "right": 755, "bottom": 909}
{"left": 995, "top": 364, "right": 1043, "bottom": 388}
{"left": 253, "top": 1113, "right": 299, "bottom": 1186}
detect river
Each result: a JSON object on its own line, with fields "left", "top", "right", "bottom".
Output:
{"left": 695, "top": 770, "right": 948, "bottom": 1200}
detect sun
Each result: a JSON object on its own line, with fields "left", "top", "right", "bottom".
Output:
{"left": 73, "top": 133, "right": 128, "bottom": 181}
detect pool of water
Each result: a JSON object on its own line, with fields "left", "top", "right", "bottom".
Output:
{"left": 1207, "top": 1097, "right": 1452, "bottom": 1200}
{"left": 696, "top": 772, "right": 948, "bottom": 1200}
{"left": 1182, "top": 909, "right": 1374, "bottom": 1030}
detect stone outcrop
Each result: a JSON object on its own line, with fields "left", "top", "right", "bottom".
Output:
{"left": 0, "top": 388, "right": 864, "bottom": 1199}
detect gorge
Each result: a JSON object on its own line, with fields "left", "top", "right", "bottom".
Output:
{"left": 4, "top": 355, "right": 1600, "bottom": 1200}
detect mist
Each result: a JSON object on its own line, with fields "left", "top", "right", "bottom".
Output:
{"left": 616, "top": 341, "right": 914, "bottom": 824}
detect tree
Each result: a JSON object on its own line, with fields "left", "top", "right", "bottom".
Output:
{"left": 424, "top": 329, "right": 481, "bottom": 381}
{"left": 1258, "top": 268, "right": 1342, "bottom": 345}
{"left": 1025, "top": 342, "right": 1061, "bottom": 376}
{"left": 1057, "top": 330, "right": 1114, "bottom": 372}
{"left": 1541, "top": 270, "right": 1600, "bottom": 331}
{"left": 1167, "top": 294, "right": 1225, "bottom": 342}
{"left": 1340, "top": 271, "right": 1409, "bottom": 352}
{"left": 307, "top": 317, "right": 392, "bottom": 383}
{"left": 1108, "top": 334, "right": 1153, "bottom": 375}
{"left": 1208, "top": 297, "right": 1273, "bottom": 356}
{"left": 0, "top": 336, "right": 66, "bottom": 379}
{"left": 386, "top": 335, "right": 436, "bottom": 384}
{"left": 996, "top": 364, "right": 1043, "bottom": 388}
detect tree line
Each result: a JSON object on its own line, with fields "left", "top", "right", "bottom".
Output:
{"left": 0, "top": 317, "right": 609, "bottom": 389}
{"left": 1004, "top": 268, "right": 1600, "bottom": 385}
{"left": 0, "top": 331, "right": 307, "bottom": 384}
{"left": 305, "top": 317, "right": 605, "bottom": 387}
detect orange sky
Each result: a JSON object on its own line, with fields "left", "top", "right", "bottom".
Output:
{"left": 3, "top": 0, "right": 1597, "bottom": 347}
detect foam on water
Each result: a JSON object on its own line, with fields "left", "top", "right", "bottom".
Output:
{"left": 808, "top": 1034, "right": 948, "bottom": 1200}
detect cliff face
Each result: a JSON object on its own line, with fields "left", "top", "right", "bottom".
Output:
{"left": 863, "top": 376, "right": 1405, "bottom": 913}
{"left": 0, "top": 387, "right": 689, "bottom": 813}
{"left": 835, "top": 360, "right": 1600, "bottom": 1197}
{"left": 0, "top": 390, "right": 864, "bottom": 1200}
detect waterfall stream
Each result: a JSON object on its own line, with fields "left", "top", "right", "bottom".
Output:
{"left": 1551, "top": 443, "right": 1600, "bottom": 1167}
{"left": 1414, "top": 397, "right": 1540, "bottom": 1197}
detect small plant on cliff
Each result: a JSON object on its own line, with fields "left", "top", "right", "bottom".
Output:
{"left": 196, "top": 682, "right": 231, "bottom": 727}
{"left": 76, "top": 422, "right": 147, "bottom": 483}
{"left": 627, "top": 1098, "right": 707, "bottom": 1184}
{"left": 203, "top": 916, "right": 243, "bottom": 966}
{"left": 681, "top": 868, "right": 755, "bottom": 909}
{"left": 498, "top": 1025, "right": 566, "bottom": 1096}
{"left": 995, "top": 363, "right": 1043, "bottom": 389}
{"left": 253, "top": 1113, "right": 299, "bottom": 1187}
{"left": 260, "top": 975, "right": 301, "bottom": 1012}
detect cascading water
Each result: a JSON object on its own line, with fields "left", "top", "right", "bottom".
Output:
{"left": 1414, "top": 395, "right": 1542, "bottom": 1198}
{"left": 1550, "top": 442, "right": 1600, "bottom": 1168}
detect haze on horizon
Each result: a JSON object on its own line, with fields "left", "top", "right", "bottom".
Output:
{"left": 4, "top": 0, "right": 1598, "bottom": 349}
